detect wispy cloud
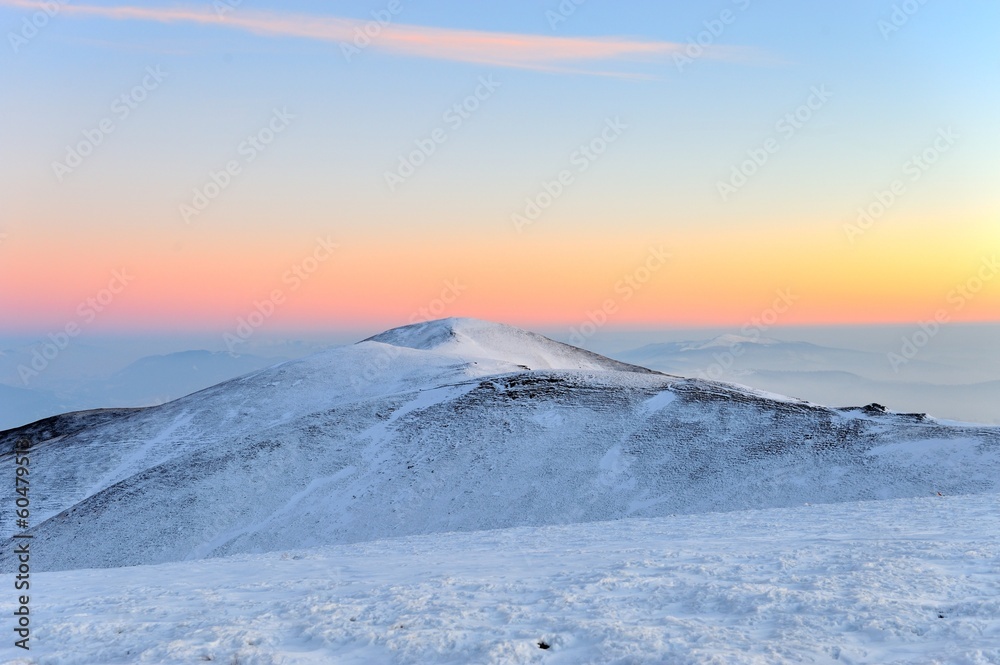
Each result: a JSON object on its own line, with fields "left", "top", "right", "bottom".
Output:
{"left": 1, "top": 0, "right": 759, "bottom": 76}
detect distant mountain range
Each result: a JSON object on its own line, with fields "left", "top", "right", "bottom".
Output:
{"left": 614, "top": 335, "right": 1000, "bottom": 425}
{"left": 0, "top": 349, "right": 281, "bottom": 430}
{"left": 616, "top": 335, "right": 917, "bottom": 378}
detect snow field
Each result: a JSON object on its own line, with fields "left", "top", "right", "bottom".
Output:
{"left": 3, "top": 493, "right": 998, "bottom": 665}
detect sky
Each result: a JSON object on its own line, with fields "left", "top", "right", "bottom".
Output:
{"left": 1, "top": 0, "right": 998, "bottom": 336}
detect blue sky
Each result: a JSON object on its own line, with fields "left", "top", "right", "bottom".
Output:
{"left": 1, "top": 0, "right": 997, "bottom": 333}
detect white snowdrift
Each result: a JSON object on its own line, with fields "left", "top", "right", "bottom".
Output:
{"left": 2, "top": 493, "right": 997, "bottom": 665}
{"left": 366, "top": 317, "right": 658, "bottom": 373}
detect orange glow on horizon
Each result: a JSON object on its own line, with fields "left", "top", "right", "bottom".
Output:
{"left": 3, "top": 215, "right": 997, "bottom": 333}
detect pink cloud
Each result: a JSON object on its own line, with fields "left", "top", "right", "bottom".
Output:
{"left": 2, "top": 0, "right": 758, "bottom": 75}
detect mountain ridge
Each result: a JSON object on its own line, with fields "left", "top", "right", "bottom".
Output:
{"left": 2, "top": 318, "right": 997, "bottom": 572}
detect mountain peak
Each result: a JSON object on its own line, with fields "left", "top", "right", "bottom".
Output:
{"left": 363, "top": 317, "right": 656, "bottom": 374}
{"left": 362, "top": 317, "right": 486, "bottom": 351}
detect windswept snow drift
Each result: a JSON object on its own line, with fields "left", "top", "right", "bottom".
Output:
{"left": 366, "top": 318, "right": 656, "bottom": 374}
{"left": 1, "top": 317, "right": 998, "bottom": 572}
{"left": 2, "top": 493, "right": 998, "bottom": 665}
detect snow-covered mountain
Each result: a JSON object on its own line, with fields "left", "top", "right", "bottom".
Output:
{"left": 2, "top": 317, "right": 998, "bottom": 572}
{"left": 365, "top": 318, "right": 655, "bottom": 374}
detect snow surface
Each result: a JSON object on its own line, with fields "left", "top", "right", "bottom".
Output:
{"left": 3, "top": 493, "right": 998, "bottom": 665}
{"left": 366, "top": 317, "right": 657, "bottom": 374}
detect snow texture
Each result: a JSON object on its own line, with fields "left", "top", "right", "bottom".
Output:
{"left": 2, "top": 493, "right": 998, "bottom": 664}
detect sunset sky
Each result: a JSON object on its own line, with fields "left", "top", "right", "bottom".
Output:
{"left": 1, "top": 0, "right": 998, "bottom": 335}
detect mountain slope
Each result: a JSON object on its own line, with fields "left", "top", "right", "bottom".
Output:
{"left": 2, "top": 318, "right": 998, "bottom": 572}
{"left": 6, "top": 493, "right": 996, "bottom": 665}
